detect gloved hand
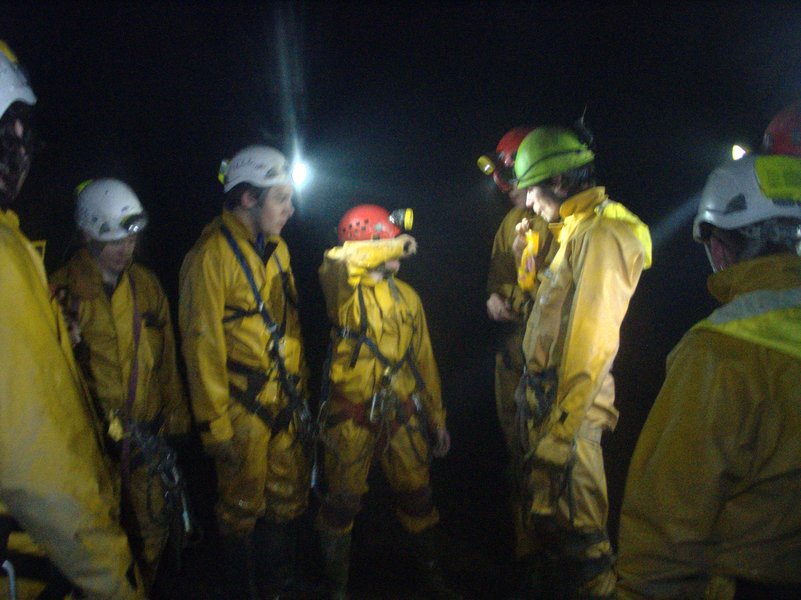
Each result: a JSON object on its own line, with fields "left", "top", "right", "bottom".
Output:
{"left": 533, "top": 432, "right": 574, "bottom": 469}
{"left": 204, "top": 439, "right": 243, "bottom": 471}
{"left": 396, "top": 234, "right": 417, "bottom": 257}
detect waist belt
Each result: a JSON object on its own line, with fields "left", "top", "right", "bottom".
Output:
{"left": 326, "top": 393, "right": 418, "bottom": 430}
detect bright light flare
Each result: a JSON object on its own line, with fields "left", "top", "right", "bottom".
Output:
{"left": 292, "top": 160, "right": 309, "bottom": 188}
{"left": 732, "top": 144, "right": 748, "bottom": 160}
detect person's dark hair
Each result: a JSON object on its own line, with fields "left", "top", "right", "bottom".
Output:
{"left": 543, "top": 162, "right": 596, "bottom": 199}
{"left": 224, "top": 182, "right": 266, "bottom": 210}
{"left": 559, "top": 162, "right": 596, "bottom": 195}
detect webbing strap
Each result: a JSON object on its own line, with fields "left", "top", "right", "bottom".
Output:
{"left": 219, "top": 225, "right": 286, "bottom": 337}
{"left": 346, "top": 284, "right": 370, "bottom": 367}
{"left": 336, "top": 284, "right": 427, "bottom": 391}
{"left": 222, "top": 306, "right": 260, "bottom": 323}
{"left": 219, "top": 225, "right": 302, "bottom": 408}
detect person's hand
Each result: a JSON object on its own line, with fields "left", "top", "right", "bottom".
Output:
{"left": 431, "top": 427, "right": 451, "bottom": 458}
{"left": 486, "top": 293, "right": 517, "bottom": 322}
{"left": 397, "top": 234, "right": 417, "bottom": 257}
{"left": 512, "top": 218, "right": 532, "bottom": 262}
{"left": 205, "top": 439, "right": 243, "bottom": 471}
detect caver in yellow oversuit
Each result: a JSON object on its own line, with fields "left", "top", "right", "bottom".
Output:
{"left": 488, "top": 206, "right": 553, "bottom": 456}
{"left": 316, "top": 204, "right": 458, "bottom": 600}
{"left": 482, "top": 128, "right": 558, "bottom": 563}
{"left": 617, "top": 155, "right": 801, "bottom": 599}
{"left": 0, "top": 42, "right": 142, "bottom": 600}
{"left": 50, "top": 234, "right": 191, "bottom": 588}
{"left": 180, "top": 145, "right": 312, "bottom": 599}
{"left": 513, "top": 126, "right": 652, "bottom": 599}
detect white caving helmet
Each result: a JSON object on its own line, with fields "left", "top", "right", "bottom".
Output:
{"left": 694, "top": 154, "right": 801, "bottom": 256}
{"left": 0, "top": 41, "right": 36, "bottom": 119}
{"left": 218, "top": 145, "right": 291, "bottom": 192}
{"left": 75, "top": 178, "right": 148, "bottom": 242}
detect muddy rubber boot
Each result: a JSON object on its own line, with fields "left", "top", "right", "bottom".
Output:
{"left": 254, "top": 517, "right": 295, "bottom": 596}
{"left": 319, "top": 530, "right": 351, "bottom": 600}
{"left": 219, "top": 534, "right": 259, "bottom": 600}
{"left": 254, "top": 517, "right": 324, "bottom": 599}
{"left": 408, "top": 527, "right": 463, "bottom": 600}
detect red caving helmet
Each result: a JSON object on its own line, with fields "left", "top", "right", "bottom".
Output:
{"left": 477, "top": 127, "right": 534, "bottom": 193}
{"left": 763, "top": 101, "right": 801, "bottom": 157}
{"left": 337, "top": 204, "right": 414, "bottom": 242}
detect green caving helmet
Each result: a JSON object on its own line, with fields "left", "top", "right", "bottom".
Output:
{"left": 514, "top": 126, "right": 595, "bottom": 189}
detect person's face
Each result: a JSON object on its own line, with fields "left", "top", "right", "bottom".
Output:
{"left": 254, "top": 184, "right": 295, "bottom": 236}
{"left": 526, "top": 185, "right": 561, "bottom": 222}
{"left": 93, "top": 234, "right": 138, "bottom": 279}
{"left": 0, "top": 117, "right": 31, "bottom": 206}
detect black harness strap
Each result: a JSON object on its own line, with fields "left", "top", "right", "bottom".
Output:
{"left": 222, "top": 306, "right": 261, "bottom": 323}
{"left": 226, "top": 358, "right": 275, "bottom": 430}
{"left": 336, "top": 284, "right": 427, "bottom": 391}
{"left": 219, "top": 225, "right": 312, "bottom": 445}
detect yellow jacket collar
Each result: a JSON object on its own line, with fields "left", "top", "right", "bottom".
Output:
{"left": 558, "top": 186, "right": 607, "bottom": 220}
{"left": 221, "top": 209, "right": 282, "bottom": 246}
{"left": 708, "top": 253, "right": 801, "bottom": 304}
{"left": 549, "top": 187, "right": 607, "bottom": 243}
{"left": 68, "top": 247, "right": 124, "bottom": 299}
{"left": 221, "top": 209, "right": 256, "bottom": 243}
{"left": 0, "top": 208, "right": 21, "bottom": 229}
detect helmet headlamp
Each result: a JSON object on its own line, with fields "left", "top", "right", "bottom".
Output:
{"left": 120, "top": 212, "right": 148, "bottom": 235}
{"left": 389, "top": 208, "right": 413, "bottom": 232}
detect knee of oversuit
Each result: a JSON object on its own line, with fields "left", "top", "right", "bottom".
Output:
{"left": 395, "top": 485, "right": 439, "bottom": 534}
{"left": 317, "top": 492, "right": 362, "bottom": 534}
{"left": 217, "top": 500, "right": 260, "bottom": 538}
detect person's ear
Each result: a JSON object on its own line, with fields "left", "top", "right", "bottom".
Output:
{"left": 552, "top": 174, "right": 566, "bottom": 197}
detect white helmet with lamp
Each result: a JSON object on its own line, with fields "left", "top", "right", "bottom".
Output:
{"left": 75, "top": 178, "right": 148, "bottom": 242}
{"left": 218, "top": 145, "right": 292, "bottom": 193}
{"left": 694, "top": 154, "right": 801, "bottom": 256}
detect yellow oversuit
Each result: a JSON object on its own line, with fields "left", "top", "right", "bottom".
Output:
{"left": 179, "top": 210, "right": 310, "bottom": 536}
{"left": 488, "top": 206, "right": 553, "bottom": 452}
{"left": 488, "top": 207, "right": 554, "bottom": 559}
{"left": 50, "top": 247, "right": 190, "bottom": 586}
{"left": 0, "top": 209, "right": 142, "bottom": 599}
{"left": 317, "top": 238, "right": 446, "bottom": 535}
{"left": 518, "top": 187, "right": 651, "bottom": 597}
{"left": 617, "top": 253, "right": 801, "bottom": 599}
